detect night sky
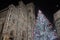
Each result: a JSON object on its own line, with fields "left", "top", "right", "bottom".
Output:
{"left": 0, "top": 0, "right": 60, "bottom": 24}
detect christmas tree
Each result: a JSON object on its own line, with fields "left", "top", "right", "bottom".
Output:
{"left": 34, "top": 10, "right": 58, "bottom": 40}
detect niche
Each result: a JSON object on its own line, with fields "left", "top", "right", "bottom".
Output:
{"left": 22, "top": 31, "right": 26, "bottom": 40}
{"left": 12, "top": 19, "right": 15, "bottom": 23}
{"left": 9, "top": 30, "right": 14, "bottom": 40}
{"left": 28, "top": 9, "right": 31, "bottom": 13}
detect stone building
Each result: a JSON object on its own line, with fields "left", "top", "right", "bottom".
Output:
{"left": 0, "top": 1, "right": 35, "bottom": 40}
{"left": 26, "top": 3, "right": 35, "bottom": 40}
{"left": 17, "top": 1, "right": 28, "bottom": 40}
{"left": 2, "top": 4, "right": 18, "bottom": 40}
{"left": 0, "top": 8, "right": 9, "bottom": 40}
{"left": 54, "top": 10, "right": 60, "bottom": 37}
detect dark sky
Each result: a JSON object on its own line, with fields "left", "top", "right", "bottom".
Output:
{"left": 0, "top": 0, "right": 60, "bottom": 24}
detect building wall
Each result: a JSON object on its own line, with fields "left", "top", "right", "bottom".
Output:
{"left": 0, "top": 1, "right": 35, "bottom": 40}
{"left": 26, "top": 3, "right": 35, "bottom": 40}
{"left": 0, "top": 8, "right": 8, "bottom": 40}
{"left": 54, "top": 10, "right": 60, "bottom": 37}
{"left": 17, "top": 1, "right": 35, "bottom": 40}
{"left": 2, "top": 4, "right": 18, "bottom": 40}
{"left": 17, "top": 1, "right": 28, "bottom": 40}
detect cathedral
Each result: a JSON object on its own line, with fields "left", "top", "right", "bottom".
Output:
{"left": 0, "top": 1, "right": 35, "bottom": 40}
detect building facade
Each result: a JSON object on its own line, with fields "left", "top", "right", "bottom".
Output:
{"left": 54, "top": 10, "right": 60, "bottom": 37}
{"left": 0, "top": 1, "right": 35, "bottom": 40}
{"left": 26, "top": 3, "right": 35, "bottom": 40}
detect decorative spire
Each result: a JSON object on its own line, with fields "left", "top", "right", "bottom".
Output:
{"left": 8, "top": 4, "right": 16, "bottom": 12}
{"left": 18, "top": 1, "right": 25, "bottom": 8}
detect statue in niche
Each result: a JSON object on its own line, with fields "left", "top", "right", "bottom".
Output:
{"left": 9, "top": 30, "right": 14, "bottom": 40}
{"left": 22, "top": 31, "right": 26, "bottom": 40}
